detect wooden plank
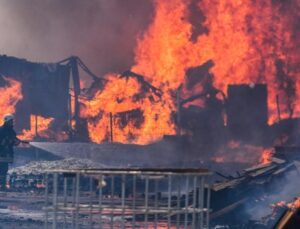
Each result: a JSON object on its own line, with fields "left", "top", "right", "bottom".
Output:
{"left": 244, "top": 162, "right": 272, "bottom": 173}
{"left": 273, "top": 163, "right": 294, "bottom": 175}
{"left": 271, "top": 157, "right": 286, "bottom": 164}
{"left": 210, "top": 197, "right": 249, "bottom": 219}
{"left": 212, "top": 178, "right": 245, "bottom": 191}
{"left": 247, "top": 165, "right": 277, "bottom": 177}
{"left": 293, "top": 160, "right": 300, "bottom": 173}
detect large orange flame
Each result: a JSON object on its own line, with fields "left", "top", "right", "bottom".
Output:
{"left": 19, "top": 115, "right": 68, "bottom": 141}
{"left": 260, "top": 148, "right": 273, "bottom": 164}
{"left": 82, "top": 0, "right": 300, "bottom": 144}
{"left": 80, "top": 74, "right": 175, "bottom": 144}
{"left": 0, "top": 77, "right": 23, "bottom": 125}
{"left": 19, "top": 115, "right": 54, "bottom": 140}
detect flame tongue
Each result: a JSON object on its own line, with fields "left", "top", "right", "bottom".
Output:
{"left": 80, "top": 73, "right": 176, "bottom": 144}
{"left": 19, "top": 115, "right": 54, "bottom": 140}
{"left": 83, "top": 0, "right": 300, "bottom": 144}
{"left": 0, "top": 77, "right": 23, "bottom": 125}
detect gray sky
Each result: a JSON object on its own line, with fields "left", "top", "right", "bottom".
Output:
{"left": 0, "top": 0, "right": 153, "bottom": 77}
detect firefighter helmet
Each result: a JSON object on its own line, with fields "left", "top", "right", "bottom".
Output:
{"left": 3, "top": 114, "right": 14, "bottom": 123}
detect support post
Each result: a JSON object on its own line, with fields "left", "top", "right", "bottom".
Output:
{"left": 276, "top": 95, "right": 281, "bottom": 122}
{"left": 70, "top": 57, "right": 81, "bottom": 131}
{"left": 177, "top": 85, "right": 182, "bottom": 136}
{"left": 109, "top": 112, "right": 113, "bottom": 143}
{"left": 35, "top": 115, "right": 38, "bottom": 138}
{"left": 68, "top": 92, "right": 72, "bottom": 132}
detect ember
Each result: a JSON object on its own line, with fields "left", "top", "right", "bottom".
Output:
{"left": 260, "top": 148, "right": 274, "bottom": 164}
{"left": 287, "top": 198, "right": 300, "bottom": 211}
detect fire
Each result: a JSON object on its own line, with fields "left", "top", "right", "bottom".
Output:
{"left": 272, "top": 198, "right": 300, "bottom": 211}
{"left": 0, "top": 77, "right": 23, "bottom": 125}
{"left": 0, "top": 77, "right": 67, "bottom": 141}
{"left": 260, "top": 148, "right": 273, "bottom": 164}
{"left": 272, "top": 201, "right": 287, "bottom": 208}
{"left": 132, "top": 0, "right": 298, "bottom": 124}
{"left": 81, "top": 0, "right": 300, "bottom": 144}
{"left": 212, "top": 141, "right": 271, "bottom": 164}
{"left": 80, "top": 74, "right": 175, "bottom": 144}
{"left": 19, "top": 115, "right": 54, "bottom": 140}
{"left": 287, "top": 198, "right": 300, "bottom": 211}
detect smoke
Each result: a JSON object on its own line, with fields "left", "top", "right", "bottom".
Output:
{"left": 0, "top": 0, "right": 153, "bottom": 78}
{"left": 245, "top": 169, "right": 300, "bottom": 221}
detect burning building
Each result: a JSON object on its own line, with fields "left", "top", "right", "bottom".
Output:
{"left": 0, "top": 55, "right": 75, "bottom": 139}
{"left": 0, "top": 0, "right": 300, "bottom": 227}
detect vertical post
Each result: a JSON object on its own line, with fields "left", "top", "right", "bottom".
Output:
{"left": 110, "top": 175, "right": 115, "bottom": 229}
{"left": 144, "top": 176, "right": 149, "bottom": 229}
{"left": 98, "top": 175, "right": 103, "bottom": 229}
{"left": 35, "top": 115, "right": 38, "bottom": 138}
{"left": 276, "top": 95, "right": 281, "bottom": 122}
{"left": 176, "top": 177, "right": 181, "bottom": 229}
{"left": 63, "top": 176, "right": 67, "bottom": 229}
{"left": 198, "top": 177, "right": 204, "bottom": 229}
{"left": 109, "top": 112, "right": 113, "bottom": 143}
{"left": 121, "top": 175, "right": 126, "bottom": 229}
{"left": 206, "top": 183, "right": 211, "bottom": 229}
{"left": 132, "top": 175, "right": 137, "bottom": 229}
{"left": 52, "top": 173, "right": 58, "bottom": 229}
{"left": 44, "top": 173, "right": 49, "bottom": 229}
{"left": 75, "top": 173, "right": 80, "bottom": 229}
{"left": 154, "top": 179, "right": 159, "bottom": 229}
{"left": 176, "top": 85, "right": 182, "bottom": 136}
{"left": 192, "top": 176, "right": 197, "bottom": 229}
{"left": 70, "top": 57, "right": 81, "bottom": 131}
{"left": 184, "top": 176, "right": 189, "bottom": 229}
{"left": 167, "top": 175, "right": 172, "bottom": 229}
{"left": 71, "top": 176, "right": 76, "bottom": 228}
{"left": 89, "top": 177, "right": 93, "bottom": 229}
{"left": 68, "top": 93, "right": 72, "bottom": 132}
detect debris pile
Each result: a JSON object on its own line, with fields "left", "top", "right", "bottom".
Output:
{"left": 210, "top": 146, "right": 300, "bottom": 227}
{"left": 8, "top": 158, "right": 106, "bottom": 176}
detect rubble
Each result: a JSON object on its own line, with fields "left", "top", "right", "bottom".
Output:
{"left": 210, "top": 146, "right": 300, "bottom": 227}
{"left": 8, "top": 158, "right": 106, "bottom": 176}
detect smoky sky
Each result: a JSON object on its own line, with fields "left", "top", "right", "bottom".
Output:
{"left": 0, "top": 0, "right": 153, "bottom": 78}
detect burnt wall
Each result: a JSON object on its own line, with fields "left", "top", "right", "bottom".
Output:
{"left": 227, "top": 84, "right": 268, "bottom": 143}
{"left": 0, "top": 55, "right": 70, "bottom": 132}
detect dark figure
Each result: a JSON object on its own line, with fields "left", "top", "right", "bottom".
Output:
{"left": 0, "top": 114, "right": 28, "bottom": 189}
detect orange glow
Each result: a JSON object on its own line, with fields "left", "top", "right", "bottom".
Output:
{"left": 288, "top": 198, "right": 300, "bottom": 210}
{"left": 18, "top": 115, "right": 68, "bottom": 141}
{"left": 272, "top": 198, "right": 300, "bottom": 211}
{"left": 196, "top": 0, "right": 300, "bottom": 124}
{"left": 81, "top": 0, "right": 300, "bottom": 144}
{"left": 211, "top": 156, "right": 225, "bottom": 163}
{"left": 227, "top": 140, "right": 241, "bottom": 149}
{"left": 260, "top": 148, "right": 273, "bottom": 164}
{"left": 271, "top": 200, "right": 287, "bottom": 209}
{"left": 19, "top": 115, "right": 54, "bottom": 140}
{"left": 80, "top": 74, "right": 175, "bottom": 144}
{"left": 212, "top": 140, "right": 269, "bottom": 164}
{"left": 0, "top": 77, "right": 23, "bottom": 125}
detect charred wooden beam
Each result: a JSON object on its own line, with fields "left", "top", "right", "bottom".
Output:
{"left": 273, "top": 208, "right": 300, "bottom": 229}
{"left": 120, "top": 70, "right": 162, "bottom": 98}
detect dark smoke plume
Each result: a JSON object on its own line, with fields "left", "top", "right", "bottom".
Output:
{"left": 0, "top": 0, "right": 153, "bottom": 78}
